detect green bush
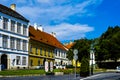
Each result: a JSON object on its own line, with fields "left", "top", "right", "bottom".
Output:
{"left": 80, "top": 57, "right": 90, "bottom": 77}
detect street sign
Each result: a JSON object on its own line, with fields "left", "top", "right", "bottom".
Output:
{"left": 45, "top": 61, "right": 48, "bottom": 72}
{"left": 73, "top": 49, "right": 78, "bottom": 55}
{"left": 73, "top": 55, "right": 78, "bottom": 60}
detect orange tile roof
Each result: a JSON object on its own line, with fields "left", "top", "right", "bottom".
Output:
{"left": 29, "top": 26, "right": 66, "bottom": 51}
{"left": 65, "top": 42, "right": 75, "bottom": 49}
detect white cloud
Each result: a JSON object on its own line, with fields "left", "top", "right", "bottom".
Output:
{"left": 17, "top": 0, "right": 103, "bottom": 25}
{"left": 44, "top": 23, "right": 94, "bottom": 41}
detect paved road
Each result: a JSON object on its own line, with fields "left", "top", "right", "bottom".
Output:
{"left": 0, "top": 74, "right": 81, "bottom": 80}
{"left": 81, "top": 72, "right": 120, "bottom": 80}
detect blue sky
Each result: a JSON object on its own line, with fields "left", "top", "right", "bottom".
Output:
{"left": 1, "top": 0, "right": 120, "bottom": 43}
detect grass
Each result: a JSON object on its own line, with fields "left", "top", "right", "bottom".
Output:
{"left": 0, "top": 68, "right": 106, "bottom": 76}
{"left": 0, "top": 69, "right": 45, "bottom": 76}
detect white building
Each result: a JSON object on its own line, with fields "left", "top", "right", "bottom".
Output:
{"left": 54, "top": 44, "right": 71, "bottom": 69}
{"left": 0, "top": 4, "right": 29, "bottom": 70}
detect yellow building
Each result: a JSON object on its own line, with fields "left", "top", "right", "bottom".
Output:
{"left": 29, "top": 26, "right": 55, "bottom": 69}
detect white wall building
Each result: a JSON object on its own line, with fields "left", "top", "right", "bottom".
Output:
{"left": 0, "top": 4, "right": 29, "bottom": 70}
{"left": 54, "top": 48, "right": 70, "bottom": 69}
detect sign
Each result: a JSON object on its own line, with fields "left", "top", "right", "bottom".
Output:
{"left": 73, "top": 55, "right": 78, "bottom": 61}
{"left": 73, "top": 49, "right": 78, "bottom": 55}
{"left": 45, "top": 61, "right": 48, "bottom": 72}
{"left": 50, "top": 61, "right": 53, "bottom": 72}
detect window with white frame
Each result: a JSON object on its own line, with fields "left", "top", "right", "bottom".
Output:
{"left": 22, "top": 57, "right": 26, "bottom": 65}
{"left": 23, "top": 25, "right": 27, "bottom": 36}
{"left": 23, "top": 40, "right": 27, "bottom": 51}
{"left": 3, "top": 17, "right": 8, "bottom": 30}
{"left": 16, "top": 39, "right": 21, "bottom": 50}
{"left": 10, "top": 37, "right": 15, "bottom": 49}
{"left": 11, "top": 20, "right": 15, "bottom": 32}
{"left": 16, "top": 56, "right": 21, "bottom": 65}
{"left": 3, "top": 35, "right": 8, "bottom": 48}
{"left": 17, "top": 22, "right": 21, "bottom": 34}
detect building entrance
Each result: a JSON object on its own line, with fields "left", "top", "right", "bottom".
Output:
{"left": 1, "top": 54, "right": 7, "bottom": 70}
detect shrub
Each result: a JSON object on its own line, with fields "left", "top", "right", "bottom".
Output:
{"left": 80, "top": 57, "right": 90, "bottom": 77}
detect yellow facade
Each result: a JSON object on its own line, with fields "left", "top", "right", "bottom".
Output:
{"left": 29, "top": 39, "right": 54, "bottom": 68}
{"left": 72, "top": 59, "right": 81, "bottom": 67}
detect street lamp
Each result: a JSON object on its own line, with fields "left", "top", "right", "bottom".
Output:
{"left": 90, "top": 44, "right": 94, "bottom": 75}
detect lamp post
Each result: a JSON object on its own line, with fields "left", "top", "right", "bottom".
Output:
{"left": 90, "top": 44, "right": 94, "bottom": 75}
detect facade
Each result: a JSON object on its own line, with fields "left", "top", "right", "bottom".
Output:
{"left": 0, "top": 4, "right": 29, "bottom": 70}
{"left": 29, "top": 25, "right": 69, "bottom": 69}
{"left": 54, "top": 48, "right": 70, "bottom": 68}
{"left": 29, "top": 25, "right": 55, "bottom": 69}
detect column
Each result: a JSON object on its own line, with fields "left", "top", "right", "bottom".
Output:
{"left": 8, "top": 19, "right": 11, "bottom": 31}
{"left": 14, "top": 38, "right": 17, "bottom": 50}
{"left": 15, "top": 21, "right": 17, "bottom": 33}
{"left": 26, "top": 41, "right": 29, "bottom": 52}
{"left": 21, "top": 24, "right": 23, "bottom": 35}
{"left": 8, "top": 36, "right": 10, "bottom": 49}
{"left": 0, "top": 16, "right": 3, "bottom": 29}
{"left": 20, "top": 39, "right": 23, "bottom": 51}
{"left": 0, "top": 34, "right": 2, "bottom": 48}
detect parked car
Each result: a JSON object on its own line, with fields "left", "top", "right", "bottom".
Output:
{"left": 116, "top": 66, "right": 120, "bottom": 73}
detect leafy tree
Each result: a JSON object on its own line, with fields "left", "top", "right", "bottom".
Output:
{"left": 95, "top": 26, "right": 120, "bottom": 62}
{"left": 67, "top": 38, "right": 92, "bottom": 62}
{"left": 80, "top": 57, "right": 89, "bottom": 77}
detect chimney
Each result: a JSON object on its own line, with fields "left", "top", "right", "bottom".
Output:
{"left": 34, "top": 23, "right": 37, "bottom": 30}
{"left": 38, "top": 25, "right": 43, "bottom": 31}
{"left": 10, "top": 4, "right": 16, "bottom": 11}
{"left": 51, "top": 32, "right": 56, "bottom": 37}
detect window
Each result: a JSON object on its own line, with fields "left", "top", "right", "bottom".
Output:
{"left": 30, "top": 44, "right": 32, "bottom": 53}
{"left": 44, "top": 49, "right": 46, "bottom": 56}
{"left": 36, "top": 48, "right": 38, "bottom": 55}
{"left": 3, "top": 35, "right": 8, "bottom": 48}
{"left": 23, "top": 40, "right": 27, "bottom": 51}
{"left": 23, "top": 25, "right": 27, "bottom": 35}
{"left": 22, "top": 57, "right": 26, "bottom": 65}
{"left": 55, "top": 49, "right": 57, "bottom": 56}
{"left": 30, "top": 59, "right": 33, "bottom": 66}
{"left": 16, "top": 56, "right": 20, "bottom": 65}
{"left": 17, "top": 22, "right": 21, "bottom": 34}
{"left": 11, "top": 20, "right": 15, "bottom": 32}
{"left": 16, "top": 39, "right": 21, "bottom": 50}
{"left": 40, "top": 48, "right": 42, "bottom": 55}
{"left": 48, "top": 50, "right": 50, "bottom": 57}
{"left": 10, "top": 37, "right": 15, "bottom": 49}
{"left": 38, "top": 60, "right": 40, "bottom": 66}
{"left": 3, "top": 17, "right": 8, "bottom": 30}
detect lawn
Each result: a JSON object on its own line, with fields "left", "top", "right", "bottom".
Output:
{"left": 0, "top": 69, "right": 45, "bottom": 76}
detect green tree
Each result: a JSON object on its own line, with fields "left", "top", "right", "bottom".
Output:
{"left": 95, "top": 26, "right": 120, "bottom": 62}
{"left": 80, "top": 57, "right": 89, "bottom": 77}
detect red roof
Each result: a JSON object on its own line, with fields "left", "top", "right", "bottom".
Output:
{"left": 65, "top": 42, "right": 75, "bottom": 49}
{"left": 29, "top": 26, "right": 66, "bottom": 50}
